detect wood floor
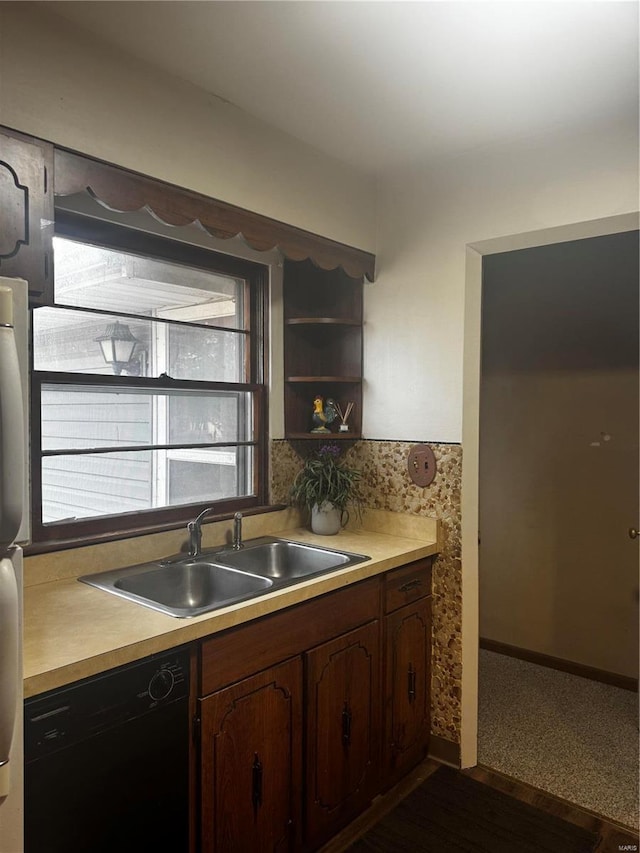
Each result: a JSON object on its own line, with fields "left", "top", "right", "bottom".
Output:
{"left": 320, "top": 759, "right": 640, "bottom": 853}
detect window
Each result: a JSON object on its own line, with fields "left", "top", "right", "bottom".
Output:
{"left": 31, "top": 213, "right": 268, "bottom": 543}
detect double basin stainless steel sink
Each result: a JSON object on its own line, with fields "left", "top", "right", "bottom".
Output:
{"left": 79, "top": 537, "right": 370, "bottom": 618}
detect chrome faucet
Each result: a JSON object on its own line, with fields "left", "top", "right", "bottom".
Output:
{"left": 187, "top": 508, "right": 243, "bottom": 557}
{"left": 187, "top": 506, "right": 216, "bottom": 557}
{"left": 232, "top": 512, "right": 244, "bottom": 550}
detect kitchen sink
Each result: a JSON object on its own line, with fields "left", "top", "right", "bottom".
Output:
{"left": 215, "top": 538, "right": 365, "bottom": 580}
{"left": 80, "top": 537, "right": 369, "bottom": 618}
{"left": 80, "top": 560, "right": 273, "bottom": 618}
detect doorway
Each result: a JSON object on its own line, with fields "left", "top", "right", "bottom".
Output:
{"left": 475, "top": 230, "right": 638, "bottom": 825}
{"left": 479, "top": 231, "right": 639, "bottom": 680}
{"left": 460, "top": 213, "right": 639, "bottom": 772}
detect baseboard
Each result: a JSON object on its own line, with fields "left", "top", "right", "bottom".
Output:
{"left": 428, "top": 734, "right": 461, "bottom": 767}
{"left": 480, "top": 638, "right": 639, "bottom": 692}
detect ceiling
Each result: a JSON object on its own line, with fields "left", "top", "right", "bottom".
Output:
{"left": 47, "top": 1, "right": 639, "bottom": 175}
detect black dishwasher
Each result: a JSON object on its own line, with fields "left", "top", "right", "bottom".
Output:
{"left": 24, "top": 647, "right": 190, "bottom": 853}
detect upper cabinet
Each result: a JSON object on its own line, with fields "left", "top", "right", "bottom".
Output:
{"left": 283, "top": 259, "right": 364, "bottom": 440}
{"left": 0, "top": 128, "right": 54, "bottom": 304}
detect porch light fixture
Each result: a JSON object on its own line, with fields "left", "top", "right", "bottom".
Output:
{"left": 95, "top": 321, "right": 140, "bottom": 375}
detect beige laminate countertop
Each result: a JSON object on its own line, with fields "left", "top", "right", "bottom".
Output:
{"left": 24, "top": 509, "right": 440, "bottom": 698}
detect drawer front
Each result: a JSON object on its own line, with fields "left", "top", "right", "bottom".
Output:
{"left": 200, "top": 577, "right": 380, "bottom": 696}
{"left": 384, "top": 559, "right": 432, "bottom": 613}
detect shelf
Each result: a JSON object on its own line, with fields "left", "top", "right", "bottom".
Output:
{"left": 286, "top": 376, "right": 360, "bottom": 383}
{"left": 285, "top": 432, "right": 362, "bottom": 441}
{"left": 285, "top": 318, "right": 360, "bottom": 326}
{"left": 282, "top": 259, "right": 363, "bottom": 325}
{"left": 283, "top": 259, "right": 364, "bottom": 440}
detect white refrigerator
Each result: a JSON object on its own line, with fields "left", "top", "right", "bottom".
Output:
{"left": 0, "top": 277, "right": 29, "bottom": 853}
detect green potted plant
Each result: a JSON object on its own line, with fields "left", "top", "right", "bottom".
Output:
{"left": 290, "top": 443, "right": 365, "bottom": 534}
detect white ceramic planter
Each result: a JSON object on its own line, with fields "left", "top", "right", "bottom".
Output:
{"left": 311, "top": 501, "right": 342, "bottom": 535}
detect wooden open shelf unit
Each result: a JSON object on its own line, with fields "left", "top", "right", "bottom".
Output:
{"left": 283, "top": 259, "right": 364, "bottom": 440}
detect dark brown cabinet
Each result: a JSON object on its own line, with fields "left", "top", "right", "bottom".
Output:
{"left": 0, "top": 127, "right": 54, "bottom": 303}
{"left": 305, "top": 621, "right": 380, "bottom": 848}
{"left": 198, "top": 578, "right": 380, "bottom": 852}
{"left": 384, "top": 598, "right": 432, "bottom": 786}
{"left": 283, "top": 259, "right": 363, "bottom": 439}
{"left": 199, "top": 657, "right": 303, "bottom": 852}
{"left": 196, "top": 560, "right": 433, "bottom": 851}
{"left": 383, "top": 559, "right": 433, "bottom": 788}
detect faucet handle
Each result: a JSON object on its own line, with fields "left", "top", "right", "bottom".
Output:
{"left": 233, "top": 512, "right": 243, "bottom": 549}
{"left": 187, "top": 518, "right": 203, "bottom": 557}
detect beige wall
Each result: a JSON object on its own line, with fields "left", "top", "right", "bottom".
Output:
{"left": 480, "top": 369, "right": 638, "bottom": 678}
{"left": 0, "top": 3, "right": 376, "bottom": 253}
{"left": 366, "top": 117, "right": 639, "bottom": 442}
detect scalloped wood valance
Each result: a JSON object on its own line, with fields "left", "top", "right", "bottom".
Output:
{"left": 54, "top": 149, "right": 376, "bottom": 282}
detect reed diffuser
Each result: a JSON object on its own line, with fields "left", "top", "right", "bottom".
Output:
{"left": 333, "top": 400, "right": 354, "bottom": 433}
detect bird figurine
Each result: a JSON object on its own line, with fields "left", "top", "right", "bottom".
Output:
{"left": 311, "top": 395, "right": 337, "bottom": 433}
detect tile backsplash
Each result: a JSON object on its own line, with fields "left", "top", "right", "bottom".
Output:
{"left": 270, "top": 438, "right": 462, "bottom": 744}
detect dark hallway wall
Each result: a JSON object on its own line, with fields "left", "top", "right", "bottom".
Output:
{"left": 479, "top": 230, "right": 639, "bottom": 677}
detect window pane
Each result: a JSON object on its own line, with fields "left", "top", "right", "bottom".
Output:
{"left": 41, "top": 447, "right": 254, "bottom": 525}
{"left": 33, "top": 307, "right": 246, "bottom": 382}
{"left": 168, "top": 448, "right": 253, "bottom": 506}
{"left": 41, "top": 384, "right": 254, "bottom": 451}
{"left": 53, "top": 236, "right": 246, "bottom": 330}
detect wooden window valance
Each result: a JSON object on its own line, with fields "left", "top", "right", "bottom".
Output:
{"left": 54, "top": 149, "right": 376, "bottom": 282}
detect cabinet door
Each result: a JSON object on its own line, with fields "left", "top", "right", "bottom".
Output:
{"left": 305, "top": 620, "right": 380, "bottom": 847}
{"left": 0, "top": 128, "right": 54, "bottom": 303}
{"left": 384, "top": 597, "right": 431, "bottom": 786}
{"left": 199, "top": 657, "right": 302, "bottom": 853}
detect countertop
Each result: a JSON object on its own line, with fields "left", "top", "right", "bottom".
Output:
{"left": 23, "top": 509, "right": 440, "bottom": 698}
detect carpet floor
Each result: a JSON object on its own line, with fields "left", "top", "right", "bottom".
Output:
{"left": 347, "top": 765, "right": 598, "bottom": 852}
{"left": 478, "top": 649, "right": 639, "bottom": 830}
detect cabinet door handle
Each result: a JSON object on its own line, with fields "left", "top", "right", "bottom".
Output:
{"left": 398, "top": 578, "right": 423, "bottom": 593}
{"left": 408, "top": 665, "right": 416, "bottom": 702}
{"left": 252, "top": 753, "right": 263, "bottom": 812}
{"left": 342, "top": 702, "right": 352, "bottom": 747}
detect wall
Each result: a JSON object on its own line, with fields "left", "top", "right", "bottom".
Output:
{"left": 366, "top": 117, "right": 639, "bottom": 442}
{"left": 0, "top": 3, "right": 376, "bottom": 253}
{"left": 480, "top": 232, "right": 639, "bottom": 679}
